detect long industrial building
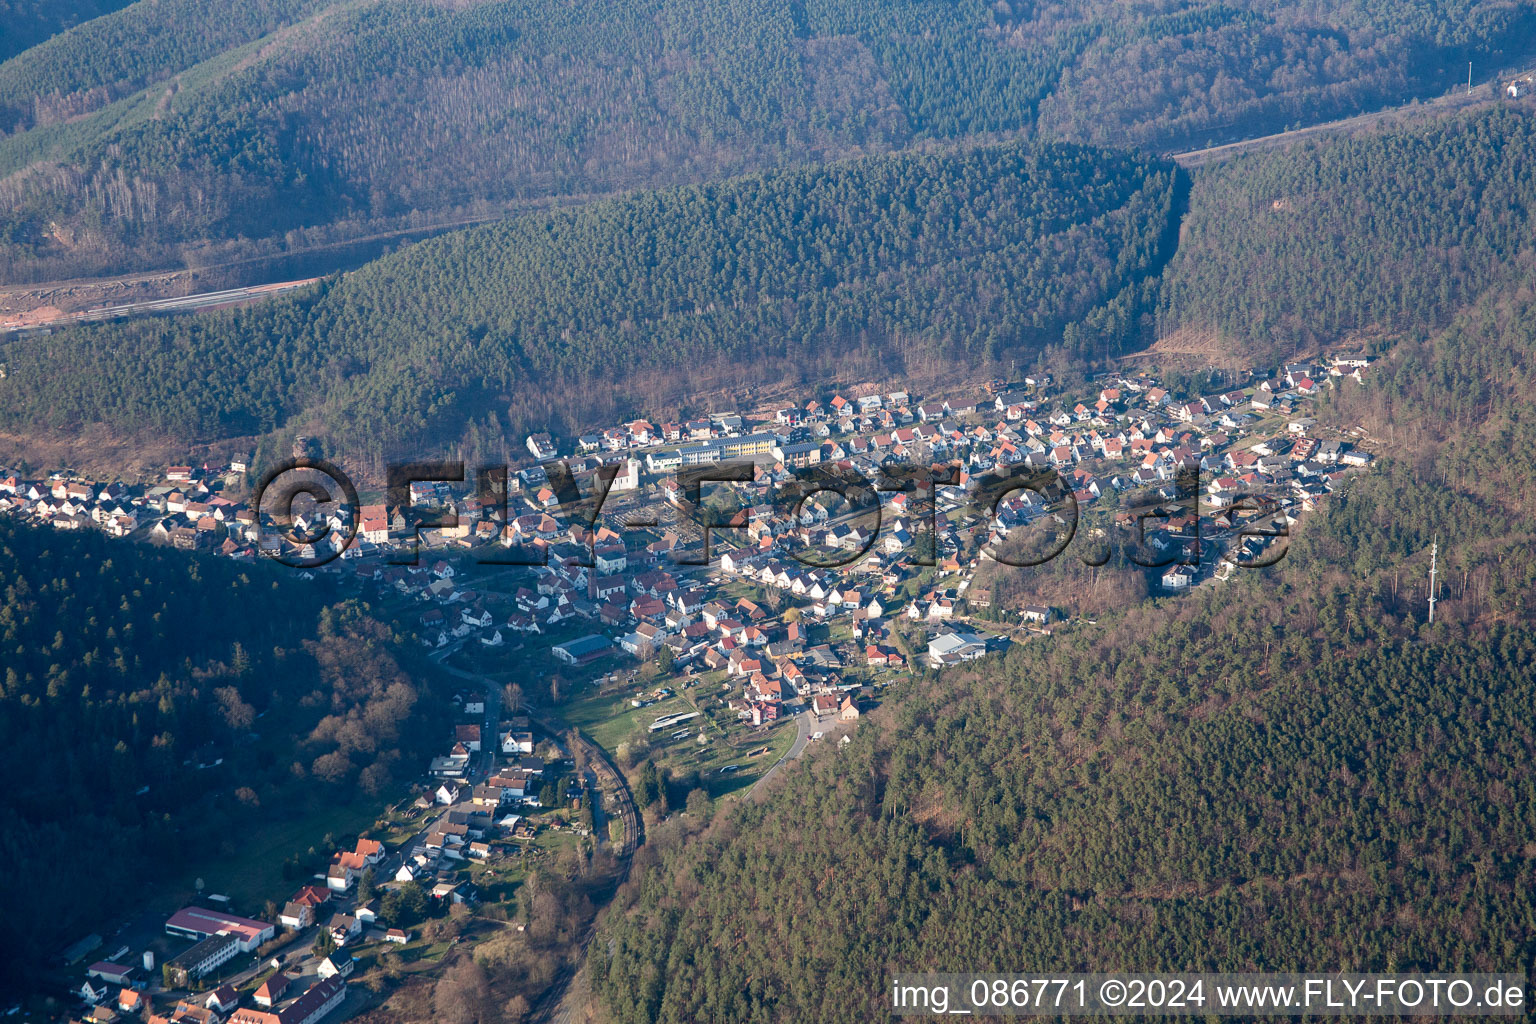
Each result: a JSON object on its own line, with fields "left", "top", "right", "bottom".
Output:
{"left": 164, "top": 906, "right": 275, "bottom": 952}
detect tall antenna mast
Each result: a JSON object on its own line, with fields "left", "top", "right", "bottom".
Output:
{"left": 1468, "top": 62, "right": 1473, "bottom": 96}
{"left": 1428, "top": 540, "right": 1439, "bottom": 623}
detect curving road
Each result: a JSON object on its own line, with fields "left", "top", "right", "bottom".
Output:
{"left": 1, "top": 278, "right": 321, "bottom": 333}
{"left": 748, "top": 708, "right": 818, "bottom": 799}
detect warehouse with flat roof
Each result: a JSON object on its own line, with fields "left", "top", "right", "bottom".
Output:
{"left": 164, "top": 907, "right": 274, "bottom": 952}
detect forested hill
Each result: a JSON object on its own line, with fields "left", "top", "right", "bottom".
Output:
{"left": 0, "top": 142, "right": 1180, "bottom": 461}
{"left": 0, "top": 520, "right": 444, "bottom": 992}
{"left": 595, "top": 627, "right": 1536, "bottom": 1022}
{"left": 1, "top": 0, "right": 1532, "bottom": 280}
{"left": 0, "top": 0, "right": 138, "bottom": 63}
{"left": 590, "top": 518, "right": 1536, "bottom": 1022}
{"left": 1158, "top": 106, "right": 1536, "bottom": 352}
{"left": 9, "top": 108, "right": 1536, "bottom": 465}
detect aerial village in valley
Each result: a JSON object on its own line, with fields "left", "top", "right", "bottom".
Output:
{"left": 6, "top": 358, "right": 1381, "bottom": 677}
{"left": 14, "top": 355, "right": 1382, "bottom": 1023}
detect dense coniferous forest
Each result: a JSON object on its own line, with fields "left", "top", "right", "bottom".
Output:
{"left": 0, "top": 0, "right": 137, "bottom": 63}
{"left": 1159, "top": 107, "right": 1536, "bottom": 351}
{"left": 0, "top": 0, "right": 1531, "bottom": 278}
{"left": 594, "top": 631, "right": 1536, "bottom": 1021}
{"left": 589, "top": 488, "right": 1536, "bottom": 1021}
{"left": 8, "top": 109, "right": 1536, "bottom": 466}
{"left": 0, "top": 520, "right": 444, "bottom": 992}
{"left": 0, "top": 0, "right": 321, "bottom": 129}
{"left": 0, "top": 142, "right": 1180, "bottom": 459}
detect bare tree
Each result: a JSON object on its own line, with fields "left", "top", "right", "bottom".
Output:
{"left": 433, "top": 957, "right": 490, "bottom": 1024}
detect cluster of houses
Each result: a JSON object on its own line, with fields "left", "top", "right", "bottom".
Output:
{"left": 74, "top": 834, "right": 427, "bottom": 1024}
{"left": 392, "top": 356, "right": 1371, "bottom": 679}
{"left": 7, "top": 357, "right": 1373, "bottom": 685}
{"left": 0, "top": 461, "right": 257, "bottom": 549}
{"left": 279, "top": 835, "right": 437, "bottom": 946}
{"left": 72, "top": 975, "right": 348, "bottom": 1024}
{"left": 75, "top": 901, "right": 352, "bottom": 1024}
{"left": 412, "top": 710, "right": 569, "bottom": 876}
{"left": 539, "top": 583, "right": 899, "bottom": 725}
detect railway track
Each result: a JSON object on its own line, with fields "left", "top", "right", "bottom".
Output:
{"left": 429, "top": 659, "right": 643, "bottom": 1022}
{"left": 519, "top": 709, "right": 641, "bottom": 1024}
{"left": 528, "top": 708, "right": 642, "bottom": 858}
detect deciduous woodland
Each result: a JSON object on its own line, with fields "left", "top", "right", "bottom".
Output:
{"left": 0, "top": 520, "right": 445, "bottom": 992}
{"left": 0, "top": 0, "right": 1531, "bottom": 279}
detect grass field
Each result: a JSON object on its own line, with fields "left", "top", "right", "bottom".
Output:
{"left": 447, "top": 617, "right": 623, "bottom": 687}
{"left": 692, "top": 715, "right": 799, "bottom": 799}
{"left": 563, "top": 690, "right": 701, "bottom": 752}
{"left": 559, "top": 670, "right": 799, "bottom": 800}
